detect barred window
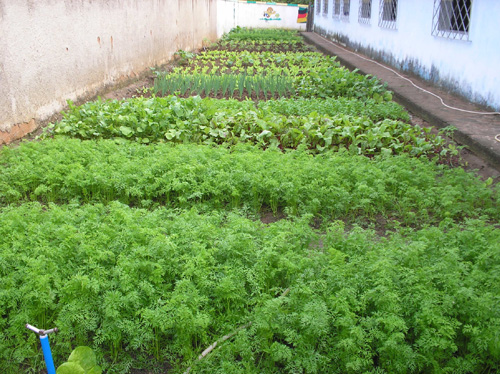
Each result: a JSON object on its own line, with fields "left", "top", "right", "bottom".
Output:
{"left": 323, "top": 0, "right": 329, "bottom": 14}
{"left": 359, "top": 0, "right": 372, "bottom": 24}
{"left": 342, "top": 0, "right": 351, "bottom": 21}
{"left": 333, "top": 0, "right": 341, "bottom": 18}
{"left": 379, "top": 0, "right": 398, "bottom": 29}
{"left": 316, "top": 0, "right": 321, "bottom": 15}
{"left": 432, "top": 0, "right": 472, "bottom": 40}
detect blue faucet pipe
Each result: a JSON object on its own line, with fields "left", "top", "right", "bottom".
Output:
{"left": 26, "top": 324, "right": 58, "bottom": 373}
{"left": 39, "top": 334, "right": 56, "bottom": 374}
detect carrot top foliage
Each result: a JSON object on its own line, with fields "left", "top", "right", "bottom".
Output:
{"left": 1, "top": 28, "right": 499, "bottom": 374}
{"left": 1, "top": 139, "right": 498, "bottom": 225}
{"left": 1, "top": 202, "right": 499, "bottom": 373}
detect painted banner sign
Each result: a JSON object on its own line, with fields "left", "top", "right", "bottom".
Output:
{"left": 261, "top": 6, "right": 282, "bottom": 21}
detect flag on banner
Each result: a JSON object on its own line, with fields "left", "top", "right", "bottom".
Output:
{"left": 297, "top": 7, "right": 307, "bottom": 23}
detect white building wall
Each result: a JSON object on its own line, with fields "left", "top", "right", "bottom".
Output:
{"left": 217, "top": 0, "right": 307, "bottom": 38}
{"left": 0, "top": 0, "right": 217, "bottom": 142}
{"left": 313, "top": 0, "right": 500, "bottom": 110}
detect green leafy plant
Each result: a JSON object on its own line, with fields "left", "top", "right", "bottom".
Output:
{"left": 46, "top": 96, "right": 447, "bottom": 161}
{"left": 57, "top": 346, "right": 102, "bottom": 374}
{"left": 174, "top": 49, "right": 195, "bottom": 66}
{"left": 1, "top": 202, "right": 499, "bottom": 373}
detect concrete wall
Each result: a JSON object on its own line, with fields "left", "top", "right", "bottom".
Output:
{"left": 313, "top": 0, "right": 500, "bottom": 111}
{"left": 0, "top": 0, "right": 217, "bottom": 144}
{"left": 217, "top": 0, "right": 308, "bottom": 38}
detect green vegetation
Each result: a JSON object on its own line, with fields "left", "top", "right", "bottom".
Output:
{"left": 57, "top": 346, "right": 102, "bottom": 374}
{"left": 217, "top": 39, "right": 311, "bottom": 52}
{"left": 259, "top": 97, "right": 409, "bottom": 121}
{"left": 217, "top": 28, "right": 308, "bottom": 51}
{"left": 48, "top": 96, "right": 448, "bottom": 159}
{"left": 201, "top": 27, "right": 310, "bottom": 53}
{"left": 154, "top": 50, "right": 389, "bottom": 102}
{"left": 1, "top": 139, "right": 497, "bottom": 224}
{"left": 1, "top": 28, "right": 499, "bottom": 374}
{"left": 1, "top": 200, "right": 499, "bottom": 373}
{"left": 220, "top": 28, "right": 304, "bottom": 42}
{"left": 154, "top": 73, "right": 294, "bottom": 98}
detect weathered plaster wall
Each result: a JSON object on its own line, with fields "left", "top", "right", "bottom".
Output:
{"left": 217, "top": 0, "right": 307, "bottom": 38}
{"left": 0, "top": 0, "right": 217, "bottom": 143}
{"left": 313, "top": 0, "right": 500, "bottom": 110}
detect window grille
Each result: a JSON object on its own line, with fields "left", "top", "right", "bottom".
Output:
{"left": 333, "top": 0, "right": 341, "bottom": 18}
{"left": 323, "top": 0, "right": 329, "bottom": 14}
{"left": 333, "top": 0, "right": 349, "bottom": 20}
{"left": 379, "top": 0, "right": 398, "bottom": 29}
{"left": 432, "top": 0, "right": 472, "bottom": 40}
{"left": 341, "top": 0, "right": 351, "bottom": 21}
{"left": 359, "top": 0, "right": 371, "bottom": 24}
{"left": 316, "top": 0, "right": 321, "bottom": 15}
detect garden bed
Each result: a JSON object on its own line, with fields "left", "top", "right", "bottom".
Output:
{"left": 1, "top": 28, "right": 499, "bottom": 374}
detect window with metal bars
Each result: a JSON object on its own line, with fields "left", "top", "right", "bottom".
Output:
{"left": 341, "top": 0, "right": 351, "bottom": 20}
{"left": 316, "top": 0, "right": 321, "bottom": 15}
{"left": 333, "top": 0, "right": 341, "bottom": 18}
{"left": 323, "top": 0, "right": 329, "bottom": 14}
{"left": 432, "top": 0, "right": 472, "bottom": 40}
{"left": 359, "top": 0, "right": 372, "bottom": 24}
{"left": 379, "top": 0, "right": 398, "bottom": 29}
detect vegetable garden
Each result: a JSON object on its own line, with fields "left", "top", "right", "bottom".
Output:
{"left": 1, "top": 29, "right": 499, "bottom": 374}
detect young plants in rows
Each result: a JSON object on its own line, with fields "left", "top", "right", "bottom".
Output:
{"left": 2, "top": 27, "right": 499, "bottom": 374}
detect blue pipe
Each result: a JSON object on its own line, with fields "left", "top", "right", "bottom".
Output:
{"left": 39, "top": 335, "right": 56, "bottom": 374}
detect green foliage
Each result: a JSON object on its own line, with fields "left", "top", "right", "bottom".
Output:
{"left": 0, "top": 203, "right": 318, "bottom": 372}
{"left": 216, "top": 39, "right": 312, "bottom": 53}
{"left": 1, "top": 139, "right": 498, "bottom": 225}
{"left": 174, "top": 50, "right": 196, "bottom": 65}
{"left": 258, "top": 97, "right": 409, "bottom": 121}
{"left": 2, "top": 27, "right": 500, "bottom": 374}
{"left": 154, "top": 49, "right": 390, "bottom": 101}
{"left": 57, "top": 346, "right": 102, "bottom": 374}
{"left": 192, "top": 219, "right": 500, "bottom": 374}
{"left": 57, "top": 363, "right": 85, "bottom": 374}
{"left": 170, "top": 50, "right": 337, "bottom": 74}
{"left": 47, "top": 96, "right": 445, "bottom": 159}
{"left": 294, "top": 66, "right": 391, "bottom": 100}
{"left": 154, "top": 73, "right": 294, "bottom": 99}
{"left": 51, "top": 96, "right": 216, "bottom": 144}
{"left": 0, "top": 203, "right": 499, "bottom": 373}
{"left": 222, "top": 27, "right": 303, "bottom": 42}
